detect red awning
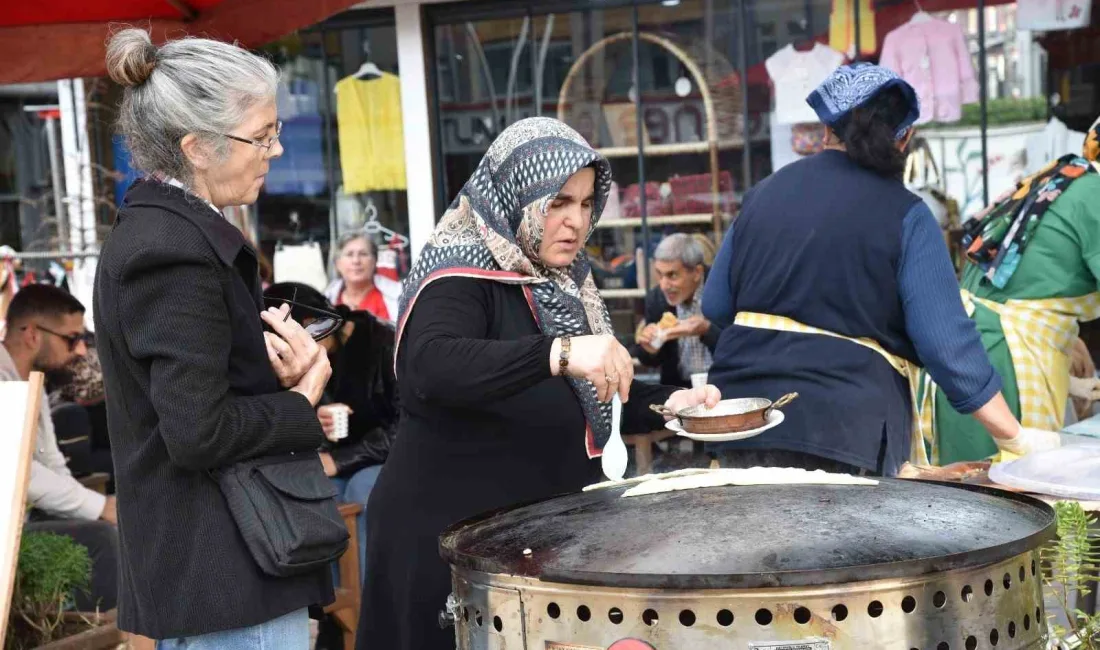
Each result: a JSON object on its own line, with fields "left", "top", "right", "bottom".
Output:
{"left": 0, "top": 0, "right": 366, "bottom": 84}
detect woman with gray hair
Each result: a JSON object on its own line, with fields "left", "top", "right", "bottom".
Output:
{"left": 94, "top": 29, "right": 335, "bottom": 648}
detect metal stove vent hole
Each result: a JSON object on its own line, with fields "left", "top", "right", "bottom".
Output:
{"left": 1036, "top": 606, "right": 1042, "bottom": 624}
{"left": 679, "top": 610, "right": 696, "bottom": 627}
{"left": 1003, "top": 572, "right": 1012, "bottom": 590}
{"left": 1031, "top": 558, "right": 1037, "bottom": 577}
{"left": 755, "top": 608, "right": 773, "bottom": 626}
{"left": 1023, "top": 614, "right": 1031, "bottom": 631}
{"left": 577, "top": 605, "right": 591, "bottom": 622}
{"left": 608, "top": 608, "right": 624, "bottom": 625}
{"left": 901, "top": 596, "right": 917, "bottom": 614}
{"left": 989, "top": 628, "right": 999, "bottom": 646}
{"left": 475, "top": 610, "right": 483, "bottom": 627}
{"left": 642, "top": 609, "right": 659, "bottom": 627}
{"left": 936, "top": 642, "right": 950, "bottom": 650}
{"left": 867, "top": 601, "right": 884, "bottom": 618}
{"left": 965, "top": 635, "right": 978, "bottom": 650}
{"left": 492, "top": 616, "right": 502, "bottom": 633}
{"left": 1008, "top": 621, "right": 1016, "bottom": 638}
{"left": 463, "top": 607, "right": 470, "bottom": 623}
{"left": 932, "top": 591, "right": 947, "bottom": 609}
{"left": 984, "top": 579, "right": 994, "bottom": 597}
{"left": 547, "top": 602, "right": 560, "bottom": 619}
{"left": 961, "top": 585, "right": 974, "bottom": 603}
{"left": 793, "top": 607, "right": 811, "bottom": 625}
{"left": 831, "top": 604, "right": 848, "bottom": 622}
{"left": 716, "top": 610, "right": 734, "bottom": 627}
{"left": 1019, "top": 565, "right": 1026, "bottom": 582}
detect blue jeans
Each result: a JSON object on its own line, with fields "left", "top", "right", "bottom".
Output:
{"left": 330, "top": 464, "right": 383, "bottom": 584}
{"left": 155, "top": 608, "right": 308, "bottom": 649}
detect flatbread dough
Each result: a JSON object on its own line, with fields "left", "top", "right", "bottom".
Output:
{"left": 583, "top": 468, "right": 713, "bottom": 492}
{"left": 620, "top": 467, "right": 878, "bottom": 498}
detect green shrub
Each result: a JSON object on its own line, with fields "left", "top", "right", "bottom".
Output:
{"left": 5, "top": 531, "right": 92, "bottom": 649}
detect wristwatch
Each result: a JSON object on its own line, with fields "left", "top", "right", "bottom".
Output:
{"left": 559, "top": 336, "right": 571, "bottom": 372}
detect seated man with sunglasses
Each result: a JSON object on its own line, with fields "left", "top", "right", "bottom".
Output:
{"left": 0, "top": 284, "right": 119, "bottom": 613}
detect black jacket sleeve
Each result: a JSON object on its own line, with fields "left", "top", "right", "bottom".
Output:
{"left": 622, "top": 380, "right": 679, "bottom": 435}
{"left": 401, "top": 277, "right": 555, "bottom": 408}
{"left": 119, "top": 248, "right": 324, "bottom": 471}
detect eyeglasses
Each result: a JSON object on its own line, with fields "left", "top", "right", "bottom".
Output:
{"left": 220, "top": 120, "right": 283, "bottom": 151}
{"left": 262, "top": 287, "right": 344, "bottom": 342}
{"left": 29, "top": 325, "right": 90, "bottom": 352}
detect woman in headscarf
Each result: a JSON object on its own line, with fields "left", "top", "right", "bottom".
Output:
{"left": 930, "top": 117, "right": 1100, "bottom": 463}
{"left": 356, "top": 117, "right": 721, "bottom": 650}
{"left": 701, "top": 63, "right": 1058, "bottom": 477}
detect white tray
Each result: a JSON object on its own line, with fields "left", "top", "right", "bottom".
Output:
{"left": 665, "top": 409, "right": 785, "bottom": 442}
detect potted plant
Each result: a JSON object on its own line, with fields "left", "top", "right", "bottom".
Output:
{"left": 1043, "top": 501, "right": 1100, "bottom": 649}
{"left": 4, "top": 531, "right": 123, "bottom": 650}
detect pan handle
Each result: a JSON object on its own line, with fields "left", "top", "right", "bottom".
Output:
{"left": 771, "top": 392, "right": 799, "bottom": 410}
{"left": 649, "top": 404, "right": 677, "bottom": 418}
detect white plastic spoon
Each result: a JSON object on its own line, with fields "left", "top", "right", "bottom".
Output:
{"left": 601, "top": 394, "right": 627, "bottom": 481}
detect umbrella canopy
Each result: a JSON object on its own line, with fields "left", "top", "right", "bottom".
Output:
{"left": 0, "top": 0, "right": 366, "bottom": 84}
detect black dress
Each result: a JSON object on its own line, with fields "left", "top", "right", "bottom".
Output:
{"left": 357, "top": 277, "right": 675, "bottom": 650}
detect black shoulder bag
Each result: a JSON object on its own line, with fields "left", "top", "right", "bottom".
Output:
{"left": 212, "top": 452, "right": 349, "bottom": 577}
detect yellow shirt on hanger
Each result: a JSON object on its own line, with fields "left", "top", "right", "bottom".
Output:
{"left": 335, "top": 72, "right": 407, "bottom": 193}
{"left": 829, "top": 0, "right": 877, "bottom": 58}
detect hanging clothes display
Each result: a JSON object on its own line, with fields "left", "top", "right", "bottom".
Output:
{"left": 266, "top": 75, "right": 326, "bottom": 196}
{"left": 1025, "top": 118, "right": 1087, "bottom": 175}
{"left": 879, "top": 16, "right": 979, "bottom": 125}
{"left": 335, "top": 72, "right": 407, "bottom": 194}
{"left": 273, "top": 241, "right": 329, "bottom": 292}
{"left": 1017, "top": 0, "right": 1092, "bottom": 31}
{"left": 829, "top": 0, "right": 877, "bottom": 58}
{"left": 765, "top": 43, "right": 846, "bottom": 126}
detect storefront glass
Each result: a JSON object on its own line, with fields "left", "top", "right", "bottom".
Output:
{"left": 254, "top": 9, "right": 412, "bottom": 288}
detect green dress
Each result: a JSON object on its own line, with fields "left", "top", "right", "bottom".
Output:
{"left": 935, "top": 174, "right": 1100, "bottom": 464}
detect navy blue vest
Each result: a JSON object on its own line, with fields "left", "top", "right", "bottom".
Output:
{"left": 709, "top": 150, "right": 921, "bottom": 474}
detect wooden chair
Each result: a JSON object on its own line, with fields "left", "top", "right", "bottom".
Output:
{"left": 324, "top": 502, "right": 363, "bottom": 649}
{"left": 623, "top": 429, "right": 679, "bottom": 476}
{"left": 77, "top": 471, "right": 110, "bottom": 495}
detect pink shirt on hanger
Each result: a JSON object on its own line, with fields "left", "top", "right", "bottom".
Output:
{"left": 879, "top": 17, "right": 979, "bottom": 124}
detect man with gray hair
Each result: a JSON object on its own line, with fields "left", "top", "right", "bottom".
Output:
{"left": 634, "top": 233, "right": 721, "bottom": 387}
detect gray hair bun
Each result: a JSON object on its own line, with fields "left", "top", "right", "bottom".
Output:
{"left": 106, "top": 28, "right": 158, "bottom": 87}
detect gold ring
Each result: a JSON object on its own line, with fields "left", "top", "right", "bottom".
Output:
{"left": 605, "top": 374, "right": 617, "bottom": 383}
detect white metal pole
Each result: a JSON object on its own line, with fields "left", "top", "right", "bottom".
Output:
{"left": 395, "top": 2, "right": 437, "bottom": 261}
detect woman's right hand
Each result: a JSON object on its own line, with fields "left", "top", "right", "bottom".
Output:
{"left": 552, "top": 334, "right": 634, "bottom": 403}
{"left": 317, "top": 404, "right": 354, "bottom": 438}
{"left": 261, "top": 304, "right": 324, "bottom": 388}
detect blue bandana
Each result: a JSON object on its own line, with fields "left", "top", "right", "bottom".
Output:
{"left": 806, "top": 63, "right": 921, "bottom": 140}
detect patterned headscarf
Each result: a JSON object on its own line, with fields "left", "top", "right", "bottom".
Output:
{"left": 963, "top": 115, "right": 1100, "bottom": 288}
{"left": 806, "top": 63, "right": 921, "bottom": 140}
{"left": 396, "top": 117, "right": 615, "bottom": 458}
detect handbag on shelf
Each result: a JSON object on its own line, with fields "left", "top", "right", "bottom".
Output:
{"left": 905, "top": 138, "right": 959, "bottom": 231}
{"left": 669, "top": 171, "right": 737, "bottom": 215}
{"left": 791, "top": 123, "right": 827, "bottom": 156}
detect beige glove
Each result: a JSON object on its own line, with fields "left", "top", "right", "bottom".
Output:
{"left": 1069, "top": 375, "right": 1100, "bottom": 401}
{"left": 995, "top": 425, "right": 1062, "bottom": 456}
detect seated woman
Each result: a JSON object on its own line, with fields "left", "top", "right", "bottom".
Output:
{"left": 263, "top": 281, "right": 398, "bottom": 578}
{"left": 932, "top": 117, "right": 1100, "bottom": 462}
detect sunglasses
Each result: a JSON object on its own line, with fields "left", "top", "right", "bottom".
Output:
{"left": 32, "top": 325, "right": 91, "bottom": 352}
{"left": 262, "top": 288, "right": 344, "bottom": 342}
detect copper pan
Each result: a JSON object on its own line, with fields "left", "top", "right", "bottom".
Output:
{"left": 649, "top": 392, "right": 798, "bottom": 434}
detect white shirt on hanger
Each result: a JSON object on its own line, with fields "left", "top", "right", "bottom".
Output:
{"left": 1025, "top": 118, "right": 1087, "bottom": 175}
{"left": 765, "top": 43, "right": 846, "bottom": 126}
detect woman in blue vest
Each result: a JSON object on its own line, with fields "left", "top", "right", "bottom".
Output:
{"left": 701, "top": 63, "right": 1059, "bottom": 476}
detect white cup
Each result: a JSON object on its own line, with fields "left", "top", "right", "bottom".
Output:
{"left": 650, "top": 330, "right": 667, "bottom": 351}
{"left": 329, "top": 405, "right": 350, "bottom": 441}
{"left": 690, "top": 373, "right": 708, "bottom": 390}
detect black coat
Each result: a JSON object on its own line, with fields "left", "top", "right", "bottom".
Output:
{"left": 632, "top": 285, "right": 722, "bottom": 387}
{"left": 94, "top": 179, "right": 332, "bottom": 639}
{"left": 358, "top": 277, "right": 675, "bottom": 650}
{"left": 322, "top": 310, "right": 399, "bottom": 477}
